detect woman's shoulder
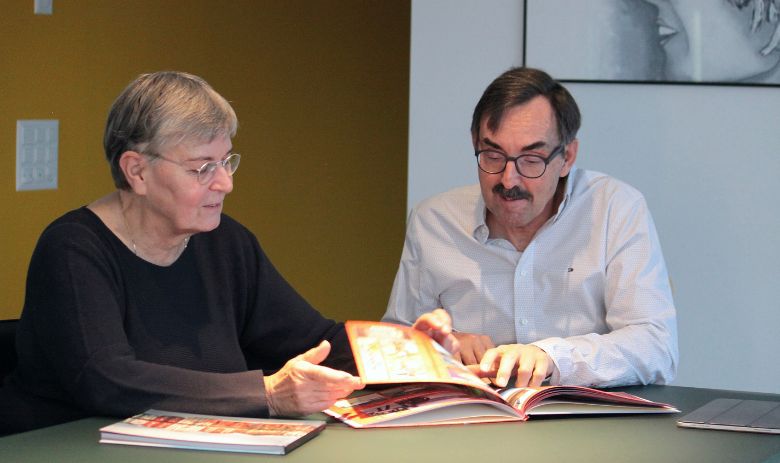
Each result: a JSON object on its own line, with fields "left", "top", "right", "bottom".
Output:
{"left": 29, "top": 207, "right": 120, "bottom": 267}
{"left": 197, "top": 214, "right": 264, "bottom": 255}
{"left": 209, "top": 214, "right": 255, "bottom": 241}
{"left": 41, "top": 207, "right": 108, "bottom": 241}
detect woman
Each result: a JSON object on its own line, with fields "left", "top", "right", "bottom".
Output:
{"left": 2, "top": 72, "right": 455, "bottom": 435}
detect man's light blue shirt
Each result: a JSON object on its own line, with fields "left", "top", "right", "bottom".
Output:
{"left": 383, "top": 167, "right": 678, "bottom": 387}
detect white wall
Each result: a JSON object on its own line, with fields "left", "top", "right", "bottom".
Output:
{"left": 409, "top": 0, "right": 780, "bottom": 394}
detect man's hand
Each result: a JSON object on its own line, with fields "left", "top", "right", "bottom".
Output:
{"left": 452, "top": 332, "right": 495, "bottom": 365}
{"left": 263, "top": 341, "right": 364, "bottom": 417}
{"left": 411, "top": 308, "right": 459, "bottom": 355}
{"left": 470, "top": 343, "right": 554, "bottom": 388}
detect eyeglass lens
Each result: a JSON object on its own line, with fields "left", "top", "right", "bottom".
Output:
{"left": 198, "top": 154, "right": 241, "bottom": 184}
{"left": 477, "top": 151, "right": 548, "bottom": 178}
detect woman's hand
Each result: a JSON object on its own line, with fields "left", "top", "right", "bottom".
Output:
{"left": 263, "top": 341, "right": 364, "bottom": 417}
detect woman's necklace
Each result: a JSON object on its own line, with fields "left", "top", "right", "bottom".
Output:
{"left": 127, "top": 233, "right": 190, "bottom": 257}
{"left": 118, "top": 195, "right": 189, "bottom": 259}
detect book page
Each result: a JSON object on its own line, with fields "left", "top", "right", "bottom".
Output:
{"left": 345, "top": 321, "right": 492, "bottom": 393}
{"left": 498, "top": 386, "right": 678, "bottom": 415}
{"left": 325, "top": 383, "right": 521, "bottom": 427}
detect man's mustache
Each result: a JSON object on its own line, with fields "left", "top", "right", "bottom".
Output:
{"left": 493, "top": 184, "right": 532, "bottom": 201}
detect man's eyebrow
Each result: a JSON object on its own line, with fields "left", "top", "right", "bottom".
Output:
{"left": 480, "top": 137, "right": 503, "bottom": 151}
{"left": 520, "top": 141, "right": 548, "bottom": 152}
{"left": 480, "top": 137, "right": 549, "bottom": 152}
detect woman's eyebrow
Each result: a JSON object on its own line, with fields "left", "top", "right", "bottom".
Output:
{"left": 186, "top": 148, "right": 233, "bottom": 162}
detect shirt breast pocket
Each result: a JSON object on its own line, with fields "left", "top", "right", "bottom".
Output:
{"left": 537, "top": 257, "right": 604, "bottom": 308}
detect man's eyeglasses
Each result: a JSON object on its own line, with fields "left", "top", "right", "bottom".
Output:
{"left": 149, "top": 153, "right": 241, "bottom": 184}
{"left": 475, "top": 144, "right": 564, "bottom": 179}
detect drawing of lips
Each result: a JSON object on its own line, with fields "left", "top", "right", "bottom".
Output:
{"left": 656, "top": 19, "right": 678, "bottom": 46}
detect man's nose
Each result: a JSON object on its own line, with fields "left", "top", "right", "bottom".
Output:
{"left": 500, "top": 159, "right": 522, "bottom": 186}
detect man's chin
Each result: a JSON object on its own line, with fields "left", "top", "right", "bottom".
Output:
{"left": 495, "top": 197, "right": 531, "bottom": 215}
{"left": 488, "top": 207, "right": 532, "bottom": 229}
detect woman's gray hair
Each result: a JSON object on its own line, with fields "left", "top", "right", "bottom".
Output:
{"left": 103, "top": 71, "right": 238, "bottom": 190}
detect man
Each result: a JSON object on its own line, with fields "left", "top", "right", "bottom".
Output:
{"left": 383, "top": 67, "right": 677, "bottom": 389}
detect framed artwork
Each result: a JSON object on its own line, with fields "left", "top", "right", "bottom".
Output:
{"left": 523, "top": 0, "right": 780, "bottom": 86}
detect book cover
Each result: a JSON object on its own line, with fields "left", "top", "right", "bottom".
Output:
{"left": 325, "top": 321, "right": 678, "bottom": 428}
{"left": 100, "top": 409, "right": 326, "bottom": 455}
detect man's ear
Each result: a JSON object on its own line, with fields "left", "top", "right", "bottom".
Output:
{"left": 119, "top": 151, "right": 148, "bottom": 194}
{"left": 471, "top": 124, "right": 483, "bottom": 151}
{"left": 560, "top": 139, "right": 579, "bottom": 178}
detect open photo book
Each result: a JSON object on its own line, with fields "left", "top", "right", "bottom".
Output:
{"left": 325, "top": 321, "right": 678, "bottom": 428}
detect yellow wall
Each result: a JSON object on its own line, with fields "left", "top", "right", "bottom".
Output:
{"left": 0, "top": 1, "right": 410, "bottom": 322}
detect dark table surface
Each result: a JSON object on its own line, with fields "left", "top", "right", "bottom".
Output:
{"left": 2, "top": 385, "right": 780, "bottom": 463}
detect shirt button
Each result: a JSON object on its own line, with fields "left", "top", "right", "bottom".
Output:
{"left": 520, "top": 319, "right": 528, "bottom": 326}
{"left": 520, "top": 270, "right": 527, "bottom": 277}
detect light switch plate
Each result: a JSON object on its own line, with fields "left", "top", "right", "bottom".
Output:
{"left": 16, "top": 120, "right": 59, "bottom": 191}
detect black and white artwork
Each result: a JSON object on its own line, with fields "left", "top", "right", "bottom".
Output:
{"left": 524, "top": 0, "right": 780, "bottom": 86}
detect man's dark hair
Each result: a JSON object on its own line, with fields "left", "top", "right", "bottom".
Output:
{"left": 470, "top": 67, "right": 581, "bottom": 146}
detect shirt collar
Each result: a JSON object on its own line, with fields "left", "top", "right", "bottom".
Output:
{"left": 553, "top": 165, "right": 576, "bottom": 222}
{"left": 473, "top": 193, "right": 490, "bottom": 243}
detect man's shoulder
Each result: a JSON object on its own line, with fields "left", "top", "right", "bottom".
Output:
{"left": 408, "top": 185, "right": 483, "bottom": 236}
{"left": 413, "top": 184, "right": 482, "bottom": 216}
{"left": 571, "top": 168, "right": 645, "bottom": 204}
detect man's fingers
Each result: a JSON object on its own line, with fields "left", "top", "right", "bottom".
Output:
{"left": 510, "top": 347, "right": 552, "bottom": 387}
{"left": 529, "top": 351, "right": 551, "bottom": 387}
{"left": 529, "top": 360, "right": 548, "bottom": 387}
{"left": 440, "top": 334, "right": 460, "bottom": 357}
{"left": 430, "top": 308, "right": 452, "bottom": 332}
{"left": 458, "top": 336, "right": 493, "bottom": 365}
{"left": 414, "top": 309, "right": 461, "bottom": 356}
{"left": 453, "top": 350, "right": 464, "bottom": 364}
{"left": 460, "top": 345, "right": 478, "bottom": 366}
{"left": 496, "top": 350, "right": 520, "bottom": 387}
{"left": 474, "top": 335, "right": 495, "bottom": 361}
{"left": 479, "top": 348, "right": 499, "bottom": 374}
{"left": 514, "top": 351, "right": 536, "bottom": 387}
{"left": 413, "top": 309, "right": 452, "bottom": 341}
{"left": 412, "top": 308, "right": 452, "bottom": 335}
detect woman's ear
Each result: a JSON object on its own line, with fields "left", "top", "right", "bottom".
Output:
{"left": 119, "top": 151, "right": 148, "bottom": 194}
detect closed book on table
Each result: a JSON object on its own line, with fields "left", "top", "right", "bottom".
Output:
{"left": 100, "top": 409, "right": 326, "bottom": 455}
